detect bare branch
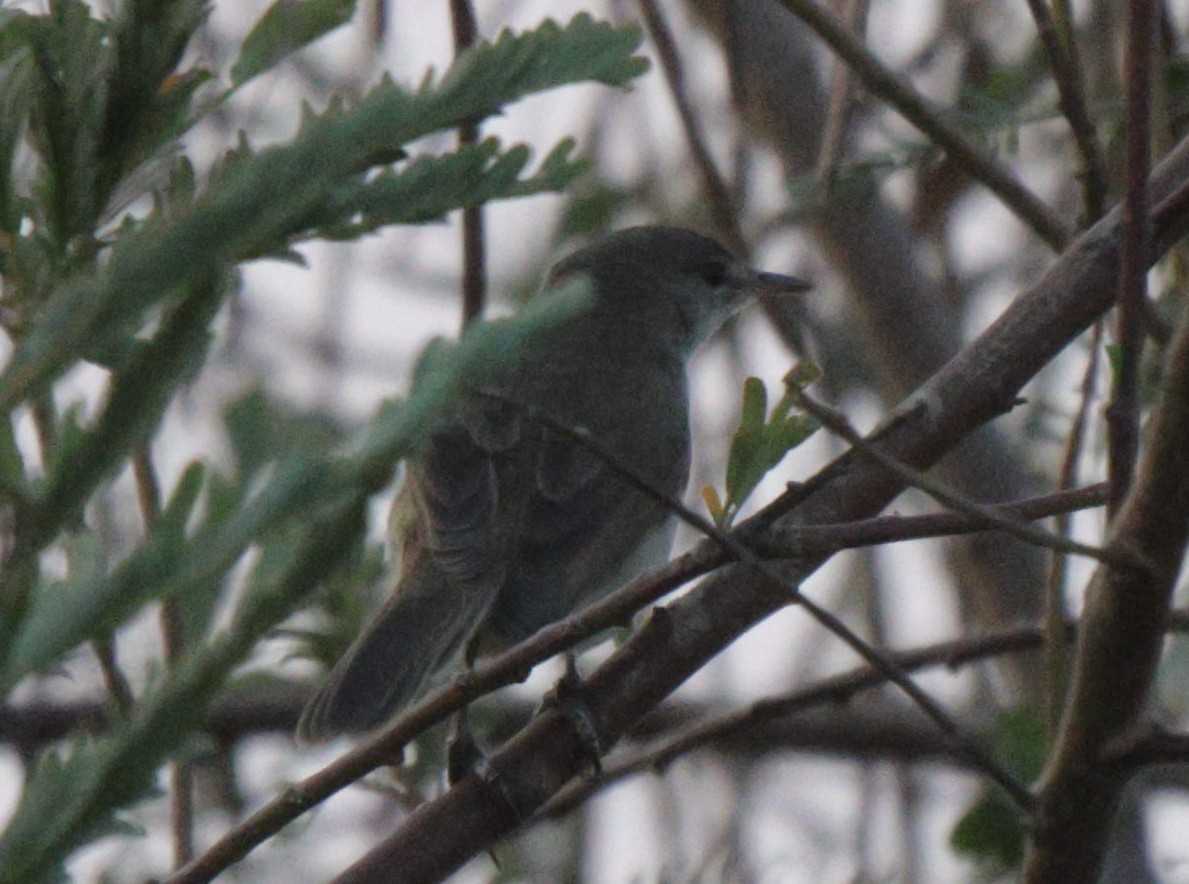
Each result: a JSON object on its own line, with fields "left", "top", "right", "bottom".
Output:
{"left": 638, "top": 0, "right": 744, "bottom": 253}
{"left": 1023, "top": 0, "right": 1107, "bottom": 219}
{"left": 772, "top": 0, "right": 1071, "bottom": 249}
{"left": 1043, "top": 322, "right": 1104, "bottom": 734}
{"left": 1105, "top": 0, "right": 1156, "bottom": 513}
{"left": 450, "top": 0, "right": 486, "bottom": 329}
{"left": 793, "top": 392, "right": 1143, "bottom": 571}
{"left": 1027, "top": 164, "right": 1189, "bottom": 884}
{"left": 540, "top": 624, "right": 1053, "bottom": 820}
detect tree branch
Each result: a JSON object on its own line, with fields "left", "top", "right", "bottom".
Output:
{"left": 1026, "top": 160, "right": 1189, "bottom": 884}
{"left": 772, "top": 0, "right": 1071, "bottom": 249}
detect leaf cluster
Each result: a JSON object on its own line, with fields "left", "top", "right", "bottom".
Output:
{"left": 704, "top": 368, "right": 819, "bottom": 529}
{"left": 0, "top": 2, "right": 644, "bottom": 879}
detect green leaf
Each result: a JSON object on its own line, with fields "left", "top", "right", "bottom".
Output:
{"left": 714, "top": 376, "right": 818, "bottom": 528}
{"left": 783, "top": 361, "right": 822, "bottom": 388}
{"left": 310, "top": 137, "right": 585, "bottom": 241}
{"left": 0, "top": 730, "right": 159, "bottom": 884}
{"left": 32, "top": 275, "right": 223, "bottom": 553}
{"left": 0, "top": 364, "right": 440, "bottom": 879}
{"left": 0, "top": 413, "right": 29, "bottom": 500}
{"left": 23, "top": 0, "right": 111, "bottom": 245}
{"left": 739, "top": 376, "right": 768, "bottom": 429}
{"left": 101, "top": 0, "right": 209, "bottom": 193}
{"left": 724, "top": 379, "right": 766, "bottom": 499}
{"left": 231, "top": 0, "right": 357, "bottom": 88}
{"left": 1105, "top": 342, "right": 1124, "bottom": 384}
{"left": 701, "top": 484, "right": 727, "bottom": 529}
{"left": 0, "top": 13, "right": 646, "bottom": 415}
{"left": 438, "top": 14, "right": 647, "bottom": 97}
{"left": 0, "top": 464, "right": 205, "bottom": 689}
{"left": 951, "top": 708, "right": 1047, "bottom": 874}
{"left": 278, "top": 533, "right": 385, "bottom": 667}
{"left": 350, "top": 276, "right": 591, "bottom": 485}
{"left": 1, "top": 285, "right": 583, "bottom": 694}
{"left": 0, "top": 486, "right": 363, "bottom": 884}
{"left": 517, "top": 137, "right": 588, "bottom": 195}
{"left": 0, "top": 43, "right": 34, "bottom": 232}
{"left": 558, "top": 182, "right": 634, "bottom": 240}
{"left": 223, "top": 387, "right": 345, "bottom": 478}
{"left": 950, "top": 788, "right": 1028, "bottom": 872}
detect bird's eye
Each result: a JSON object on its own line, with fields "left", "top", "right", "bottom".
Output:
{"left": 697, "top": 261, "right": 730, "bottom": 286}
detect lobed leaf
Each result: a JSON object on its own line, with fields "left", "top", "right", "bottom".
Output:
{"left": 231, "top": 0, "right": 357, "bottom": 88}
{"left": 0, "top": 14, "right": 645, "bottom": 415}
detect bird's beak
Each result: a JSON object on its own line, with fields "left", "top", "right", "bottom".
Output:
{"left": 753, "top": 270, "right": 812, "bottom": 294}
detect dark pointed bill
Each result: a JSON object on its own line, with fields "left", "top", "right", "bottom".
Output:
{"left": 754, "top": 270, "right": 812, "bottom": 294}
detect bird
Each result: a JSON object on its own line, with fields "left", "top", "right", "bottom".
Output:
{"left": 296, "top": 225, "right": 810, "bottom": 742}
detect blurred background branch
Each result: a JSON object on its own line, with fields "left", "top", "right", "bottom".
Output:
{"left": 3, "top": 1, "right": 1189, "bottom": 881}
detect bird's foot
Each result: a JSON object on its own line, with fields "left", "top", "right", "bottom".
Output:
{"left": 446, "top": 720, "right": 486, "bottom": 788}
{"left": 445, "top": 707, "right": 516, "bottom": 868}
{"left": 540, "top": 654, "right": 603, "bottom": 776}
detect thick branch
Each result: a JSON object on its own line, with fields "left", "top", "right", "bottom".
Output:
{"left": 1026, "top": 194, "right": 1189, "bottom": 882}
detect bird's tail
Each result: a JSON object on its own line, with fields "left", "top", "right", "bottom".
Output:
{"left": 296, "top": 562, "right": 498, "bottom": 743}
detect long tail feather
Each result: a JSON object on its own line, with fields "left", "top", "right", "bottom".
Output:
{"left": 296, "top": 563, "right": 497, "bottom": 743}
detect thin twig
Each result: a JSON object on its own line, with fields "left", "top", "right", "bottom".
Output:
{"left": 38, "top": 386, "right": 138, "bottom": 719}
{"left": 1024, "top": 0, "right": 1106, "bottom": 220}
{"left": 772, "top": 0, "right": 1070, "bottom": 250}
{"left": 133, "top": 444, "right": 194, "bottom": 867}
{"left": 543, "top": 603, "right": 1189, "bottom": 822}
{"left": 1106, "top": 725, "right": 1189, "bottom": 769}
{"left": 793, "top": 391, "right": 1146, "bottom": 573}
{"left": 1027, "top": 148, "right": 1189, "bottom": 884}
{"left": 1152, "top": 173, "right": 1189, "bottom": 248}
{"left": 166, "top": 545, "right": 721, "bottom": 884}
{"left": 91, "top": 638, "right": 134, "bottom": 714}
{"left": 1050, "top": 0, "right": 1076, "bottom": 47}
{"left": 814, "top": 0, "right": 869, "bottom": 185}
{"left": 163, "top": 479, "right": 1107, "bottom": 880}
{"left": 1043, "top": 322, "right": 1103, "bottom": 736}
{"left": 30, "top": 394, "right": 56, "bottom": 469}
{"left": 759, "top": 483, "right": 1107, "bottom": 556}
{"left": 637, "top": 0, "right": 745, "bottom": 254}
{"left": 321, "top": 137, "right": 1189, "bottom": 880}
{"left": 1107, "top": 0, "right": 1156, "bottom": 514}
{"left": 18, "top": 608, "right": 1189, "bottom": 752}
{"left": 168, "top": 433, "right": 1102, "bottom": 880}
{"left": 367, "top": 0, "right": 390, "bottom": 47}
{"left": 450, "top": 0, "right": 486, "bottom": 329}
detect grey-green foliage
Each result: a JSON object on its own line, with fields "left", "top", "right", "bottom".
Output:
{"left": 0, "top": 8, "right": 646, "bottom": 412}
{"left": 231, "top": 0, "right": 356, "bottom": 88}
{"left": 0, "top": 285, "right": 590, "bottom": 884}
{"left": 0, "top": 1, "right": 644, "bottom": 878}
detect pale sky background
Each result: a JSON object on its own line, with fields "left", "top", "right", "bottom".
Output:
{"left": 4, "top": 0, "right": 1188, "bottom": 881}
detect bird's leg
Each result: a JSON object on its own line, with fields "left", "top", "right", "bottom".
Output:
{"left": 444, "top": 647, "right": 520, "bottom": 870}
{"left": 446, "top": 642, "right": 486, "bottom": 787}
{"left": 445, "top": 701, "right": 484, "bottom": 787}
{"left": 444, "top": 696, "right": 505, "bottom": 871}
{"left": 540, "top": 651, "right": 603, "bottom": 776}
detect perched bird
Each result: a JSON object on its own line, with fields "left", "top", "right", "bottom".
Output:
{"left": 297, "top": 226, "right": 809, "bottom": 741}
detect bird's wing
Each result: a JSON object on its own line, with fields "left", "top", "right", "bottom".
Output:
{"left": 486, "top": 371, "right": 692, "bottom": 641}
{"left": 296, "top": 400, "right": 520, "bottom": 741}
